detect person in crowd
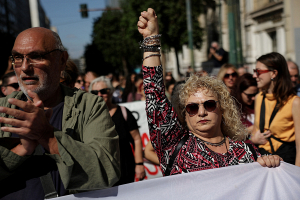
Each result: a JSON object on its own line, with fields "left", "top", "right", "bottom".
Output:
{"left": 1, "top": 72, "right": 20, "bottom": 96}
{"left": 165, "top": 80, "right": 176, "bottom": 100}
{"left": 89, "top": 76, "right": 146, "bottom": 184}
{"left": 127, "top": 74, "right": 144, "bottom": 102}
{"left": 84, "top": 71, "right": 98, "bottom": 92}
{"left": 60, "top": 59, "right": 79, "bottom": 88}
{"left": 0, "top": 27, "right": 120, "bottom": 199}
{"left": 208, "top": 41, "right": 228, "bottom": 68}
{"left": 137, "top": 8, "right": 281, "bottom": 176}
{"left": 217, "top": 63, "right": 238, "bottom": 93}
{"left": 74, "top": 73, "right": 85, "bottom": 90}
{"left": 287, "top": 60, "right": 300, "bottom": 96}
{"left": 250, "top": 52, "right": 300, "bottom": 166}
{"left": 237, "top": 67, "right": 247, "bottom": 76}
{"left": 122, "top": 72, "right": 136, "bottom": 102}
{"left": 232, "top": 73, "right": 258, "bottom": 134}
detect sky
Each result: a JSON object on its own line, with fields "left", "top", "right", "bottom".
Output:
{"left": 40, "top": 0, "right": 108, "bottom": 59}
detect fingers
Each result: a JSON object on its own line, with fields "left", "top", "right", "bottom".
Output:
{"left": 257, "top": 155, "right": 282, "bottom": 168}
{"left": 141, "top": 8, "right": 156, "bottom": 21}
{"left": 6, "top": 98, "right": 36, "bottom": 113}
{"left": 28, "top": 90, "right": 44, "bottom": 109}
{"left": 0, "top": 117, "right": 25, "bottom": 128}
{"left": 0, "top": 106, "right": 28, "bottom": 120}
{"left": 1, "top": 126, "right": 32, "bottom": 138}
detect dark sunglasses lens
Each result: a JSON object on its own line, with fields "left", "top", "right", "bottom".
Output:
{"left": 91, "top": 90, "right": 98, "bottom": 95}
{"left": 11, "top": 83, "right": 19, "bottom": 89}
{"left": 232, "top": 72, "right": 237, "bottom": 77}
{"left": 203, "top": 100, "right": 217, "bottom": 112}
{"left": 100, "top": 89, "right": 108, "bottom": 94}
{"left": 224, "top": 74, "right": 230, "bottom": 79}
{"left": 186, "top": 104, "right": 199, "bottom": 115}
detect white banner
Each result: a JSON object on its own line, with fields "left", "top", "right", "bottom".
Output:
{"left": 56, "top": 162, "right": 300, "bottom": 200}
{"left": 119, "top": 101, "right": 163, "bottom": 180}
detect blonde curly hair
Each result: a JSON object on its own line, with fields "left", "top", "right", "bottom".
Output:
{"left": 171, "top": 74, "right": 247, "bottom": 141}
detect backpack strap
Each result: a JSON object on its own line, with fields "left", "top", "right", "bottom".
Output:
{"left": 35, "top": 145, "right": 58, "bottom": 199}
{"left": 120, "top": 106, "right": 127, "bottom": 121}
{"left": 164, "top": 134, "right": 189, "bottom": 176}
{"left": 259, "top": 94, "right": 279, "bottom": 154}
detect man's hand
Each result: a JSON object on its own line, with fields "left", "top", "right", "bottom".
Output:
{"left": 209, "top": 47, "right": 216, "bottom": 54}
{"left": 0, "top": 90, "right": 58, "bottom": 155}
{"left": 257, "top": 155, "right": 283, "bottom": 167}
{"left": 137, "top": 8, "right": 159, "bottom": 39}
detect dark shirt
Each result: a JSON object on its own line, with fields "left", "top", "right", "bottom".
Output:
{"left": 210, "top": 48, "right": 226, "bottom": 68}
{"left": 112, "top": 106, "right": 138, "bottom": 185}
{"left": 0, "top": 100, "right": 66, "bottom": 199}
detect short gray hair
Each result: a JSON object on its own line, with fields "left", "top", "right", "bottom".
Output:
{"left": 51, "top": 31, "right": 66, "bottom": 51}
{"left": 89, "top": 76, "right": 114, "bottom": 93}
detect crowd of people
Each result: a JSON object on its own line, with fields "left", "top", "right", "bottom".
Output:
{"left": 0, "top": 7, "right": 299, "bottom": 200}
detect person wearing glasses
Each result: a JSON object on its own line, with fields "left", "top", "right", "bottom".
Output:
{"left": 137, "top": 8, "right": 282, "bottom": 176}
{"left": 1, "top": 72, "right": 20, "bottom": 96}
{"left": 217, "top": 64, "right": 238, "bottom": 93}
{"left": 287, "top": 61, "right": 300, "bottom": 96}
{"left": 251, "top": 52, "right": 300, "bottom": 166}
{"left": 232, "top": 73, "right": 258, "bottom": 135}
{"left": 89, "top": 76, "right": 146, "bottom": 184}
{"left": 0, "top": 27, "right": 120, "bottom": 199}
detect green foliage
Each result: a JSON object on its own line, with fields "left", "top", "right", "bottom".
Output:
{"left": 89, "top": 0, "right": 208, "bottom": 74}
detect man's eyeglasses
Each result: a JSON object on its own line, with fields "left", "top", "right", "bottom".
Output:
{"left": 185, "top": 100, "right": 218, "bottom": 116}
{"left": 4, "top": 83, "right": 19, "bottom": 90}
{"left": 91, "top": 88, "right": 110, "bottom": 95}
{"left": 11, "top": 49, "right": 62, "bottom": 67}
{"left": 253, "top": 69, "right": 272, "bottom": 76}
{"left": 243, "top": 92, "right": 257, "bottom": 99}
{"left": 224, "top": 72, "right": 237, "bottom": 79}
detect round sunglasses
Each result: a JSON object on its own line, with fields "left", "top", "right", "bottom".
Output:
{"left": 185, "top": 100, "right": 218, "bottom": 116}
{"left": 224, "top": 72, "right": 237, "bottom": 79}
{"left": 91, "top": 88, "right": 110, "bottom": 95}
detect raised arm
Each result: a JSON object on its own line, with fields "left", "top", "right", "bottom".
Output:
{"left": 138, "top": 8, "right": 184, "bottom": 162}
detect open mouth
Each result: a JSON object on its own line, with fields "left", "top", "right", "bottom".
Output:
{"left": 21, "top": 76, "right": 39, "bottom": 84}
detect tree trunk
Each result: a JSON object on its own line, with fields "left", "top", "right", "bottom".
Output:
{"left": 175, "top": 47, "right": 183, "bottom": 77}
{"left": 122, "top": 56, "right": 128, "bottom": 77}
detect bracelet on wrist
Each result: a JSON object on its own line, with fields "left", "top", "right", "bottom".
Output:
{"left": 135, "top": 162, "right": 144, "bottom": 165}
{"left": 142, "top": 53, "right": 161, "bottom": 61}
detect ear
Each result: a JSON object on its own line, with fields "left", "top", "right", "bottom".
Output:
{"left": 1, "top": 86, "right": 7, "bottom": 96}
{"left": 59, "top": 51, "right": 69, "bottom": 71}
{"left": 272, "top": 69, "right": 278, "bottom": 79}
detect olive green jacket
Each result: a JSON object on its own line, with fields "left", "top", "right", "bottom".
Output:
{"left": 0, "top": 84, "right": 120, "bottom": 192}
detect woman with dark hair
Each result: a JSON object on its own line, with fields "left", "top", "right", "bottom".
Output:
{"left": 251, "top": 52, "right": 300, "bottom": 166}
{"left": 127, "top": 74, "right": 144, "bottom": 102}
{"left": 232, "top": 73, "right": 258, "bottom": 133}
{"left": 121, "top": 72, "right": 136, "bottom": 102}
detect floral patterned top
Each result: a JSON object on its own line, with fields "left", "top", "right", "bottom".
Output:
{"left": 143, "top": 65, "right": 259, "bottom": 176}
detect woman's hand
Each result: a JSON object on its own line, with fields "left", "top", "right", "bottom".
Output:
{"left": 257, "top": 155, "right": 283, "bottom": 167}
{"left": 137, "top": 8, "right": 159, "bottom": 39}
{"left": 135, "top": 165, "right": 146, "bottom": 181}
{"left": 251, "top": 129, "right": 272, "bottom": 145}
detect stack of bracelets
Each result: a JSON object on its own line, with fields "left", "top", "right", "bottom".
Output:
{"left": 140, "top": 34, "right": 161, "bottom": 61}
